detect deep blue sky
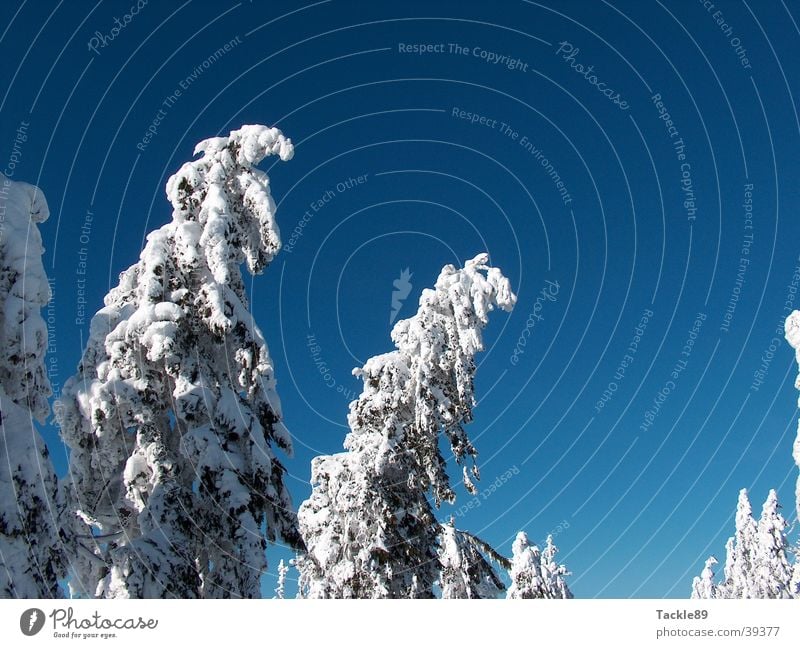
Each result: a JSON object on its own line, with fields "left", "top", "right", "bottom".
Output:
{"left": 2, "top": 0, "right": 800, "bottom": 598}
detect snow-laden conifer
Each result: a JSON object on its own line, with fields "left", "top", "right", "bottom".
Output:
{"left": 754, "top": 489, "right": 793, "bottom": 598}
{"left": 57, "top": 125, "right": 297, "bottom": 598}
{"left": 0, "top": 174, "right": 67, "bottom": 597}
{"left": 727, "top": 489, "right": 759, "bottom": 597}
{"left": 691, "top": 557, "right": 718, "bottom": 599}
{"left": 297, "top": 254, "right": 515, "bottom": 598}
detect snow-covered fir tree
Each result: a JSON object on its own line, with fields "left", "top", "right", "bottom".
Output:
{"left": 0, "top": 174, "right": 67, "bottom": 597}
{"left": 57, "top": 125, "right": 298, "bottom": 598}
{"left": 724, "top": 489, "right": 759, "bottom": 598}
{"left": 506, "top": 531, "right": 572, "bottom": 599}
{"left": 296, "top": 254, "right": 516, "bottom": 598}
{"left": 437, "top": 520, "right": 506, "bottom": 599}
{"left": 691, "top": 557, "right": 718, "bottom": 600}
{"left": 754, "top": 489, "right": 793, "bottom": 598}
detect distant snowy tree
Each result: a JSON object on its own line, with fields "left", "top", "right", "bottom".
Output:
{"left": 754, "top": 489, "right": 793, "bottom": 598}
{"left": 274, "top": 558, "right": 289, "bottom": 599}
{"left": 691, "top": 557, "right": 718, "bottom": 600}
{"left": 0, "top": 174, "right": 67, "bottom": 597}
{"left": 506, "top": 531, "right": 572, "bottom": 599}
{"left": 57, "top": 125, "right": 298, "bottom": 598}
{"left": 722, "top": 537, "right": 736, "bottom": 595}
{"left": 541, "top": 533, "right": 573, "bottom": 598}
{"left": 437, "top": 520, "right": 506, "bottom": 599}
{"left": 296, "top": 254, "right": 516, "bottom": 598}
{"left": 723, "top": 489, "right": 759, "bottom": 598}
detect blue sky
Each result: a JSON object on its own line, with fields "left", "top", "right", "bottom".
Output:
{"left": 2, "top": 0, "right": 800, "bottom": 598}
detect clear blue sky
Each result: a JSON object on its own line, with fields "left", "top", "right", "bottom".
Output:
{"left": 2, "top": 0, "right": 799, "bottom": 598}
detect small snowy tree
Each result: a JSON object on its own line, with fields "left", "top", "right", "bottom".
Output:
{"left": 541, "top": 533, "right": 572, "bottom": 598}
{"left": 691, "top": 557, "right": 718, "bottom": 600}
{"left": 438, "top": 520, "right": 506, "bottom": 599}
{"left": 274, "top": 558, "right": 289, "bottom": 599}
{"left": 506, "top": 531, "right": 572, "bottom": 599}
{"left": 0, "top": 174, "right": 67, "bottom": 597}
{"left": 297, "top": 254, "right": 516, "bottom": 598}
{"left": 57, "top": 125, "right": 298, "bottom": 598}
{"left": 723, "top": 489, "right": 759, "bottom": 598}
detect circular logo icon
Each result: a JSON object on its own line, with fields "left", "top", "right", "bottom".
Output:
{"left": 20, "top": 608, "right": 45, "bottom": 636}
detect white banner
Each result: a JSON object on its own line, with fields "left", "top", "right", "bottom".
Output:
{"left": 0, "top": 599, "right": 797, "bottom": 647}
